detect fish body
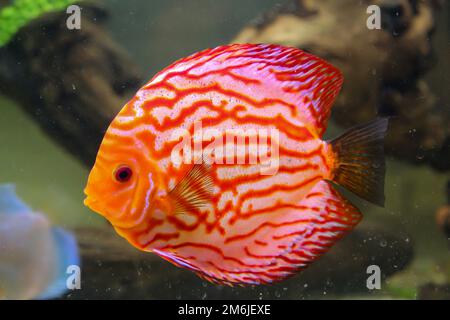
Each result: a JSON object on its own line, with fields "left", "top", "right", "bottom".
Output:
{"left": 84, "top": 44, "right": 387, "bottom": 285}
{"left": 0, "top": 185, "right": 79, "bottom": 299}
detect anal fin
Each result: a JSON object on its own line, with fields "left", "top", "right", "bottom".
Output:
{"left": 154, "top": 180, "right": 361, "bottom": 285}
{"left": 272, "top": 180, "right": 362, "bottom": 271}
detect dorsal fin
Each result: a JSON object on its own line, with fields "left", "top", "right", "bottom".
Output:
{"left": 151, "top": 44, "right": 343, "bottom": 137}
{"left": 249, "top": 45, "right": 344, "bottom": 137}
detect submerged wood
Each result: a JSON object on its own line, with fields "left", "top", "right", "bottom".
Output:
{"left": 233, "top": 0, "right": 449, "bottom": 172}
{"left": 0, "top": 4, "right": 142, "bottom": 167}
{"left": 65, "top": 225, "right": 413, "bottom": 299}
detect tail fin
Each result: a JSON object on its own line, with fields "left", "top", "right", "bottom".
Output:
{"left": 329, "top": 118, "right": 389, "bottom": 207}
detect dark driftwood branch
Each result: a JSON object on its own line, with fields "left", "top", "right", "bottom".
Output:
{"left": 234, "top": 0, "right": 449, "bottom": 172}
{"left": 0, "top": 4, "right": 142, "bottom": 167}
{"left": 68, "top": 225, "right": 413, "bottom": 299}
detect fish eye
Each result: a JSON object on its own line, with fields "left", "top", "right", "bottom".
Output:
{"left": 114, "top": 165, "right": 133, "bottom": 183}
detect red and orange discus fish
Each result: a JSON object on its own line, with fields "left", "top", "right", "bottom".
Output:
{"left": 84, "top": 44, "right": 388, "bottom": 285}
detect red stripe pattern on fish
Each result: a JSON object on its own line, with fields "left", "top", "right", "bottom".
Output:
{"left": 84, "top": 44, "right": 387, "bottom": 285}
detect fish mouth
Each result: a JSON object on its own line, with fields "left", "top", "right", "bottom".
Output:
{"left": 84, "top": 195, "right": 111, "bottom": 221}
{"left": 83, "top": 187, "right": 92, "bottom": 207}
{"left": 83, "top": 196, "right": 94, "bottom": 209}
{"left": 83, "top": 189, "right": 125, "bottom": 223}
{"left": 83, "top": 187, "right": 102, "bottom": 216}
{"left": 83, "top": 195, "right": 99, "bottom": 213}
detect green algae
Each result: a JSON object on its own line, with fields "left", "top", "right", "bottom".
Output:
{"left": 0, "top": 0, "right": 78, "bottom": 46}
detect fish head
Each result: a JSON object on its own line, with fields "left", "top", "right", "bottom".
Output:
{"left": 84, "top": 128, "right": 160, "bottom": 229}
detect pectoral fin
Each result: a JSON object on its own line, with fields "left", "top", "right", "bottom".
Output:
{"left": 168, "top": 162, "right": 214, "bottom": 215}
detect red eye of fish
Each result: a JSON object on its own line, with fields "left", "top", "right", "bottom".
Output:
{"left": 114, "top": 166, "right": 132, "bottom": 183}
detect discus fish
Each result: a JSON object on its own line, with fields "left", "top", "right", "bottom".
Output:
{"left": 0, "top": 184, "right": 79, "bottom": 299}
{"left": 84, "top": 44, "right": 387, "bottom": 285}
